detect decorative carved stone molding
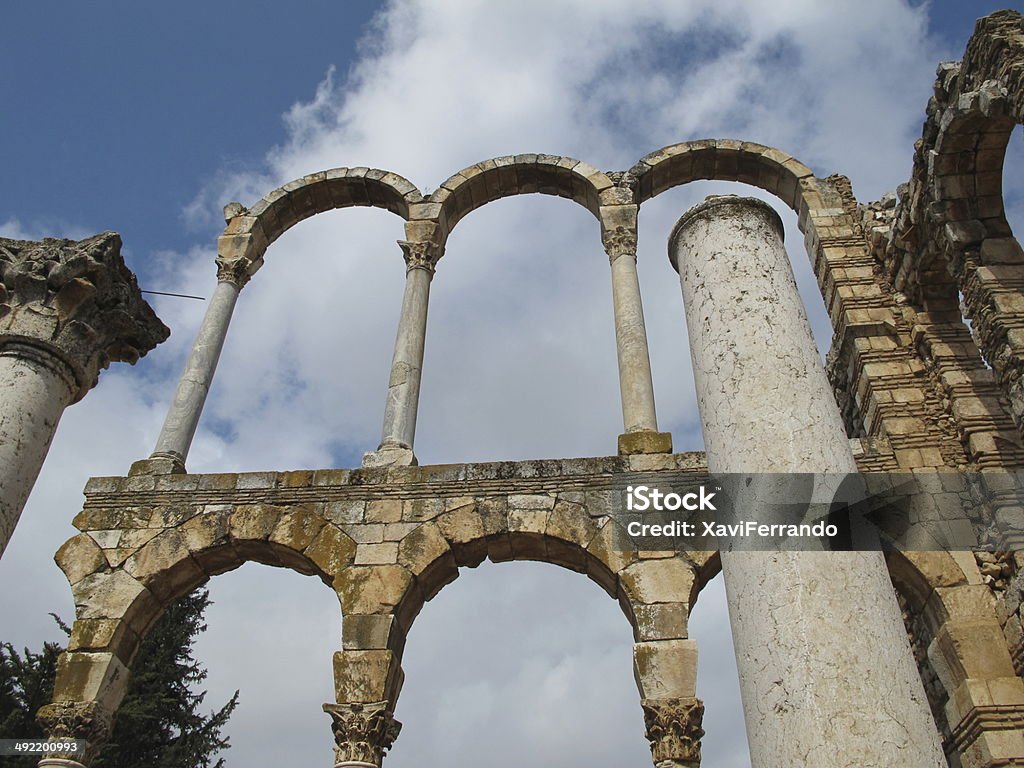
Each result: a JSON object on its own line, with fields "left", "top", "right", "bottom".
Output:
{"left": 602, "top": 225, "right": 638, "bottom": 262}
{"left": 0, "top": 232, "right": 168, "bottom": 399}
{"left": 642, "top": 697, "right": 704, "bottom": 766}
{"left": 214, "top": 254, "right": 255, "bottom": 288}
{"left": 397, "top": 240, "right": 443, "bottom": 274}
{"left": 36, "top": 700, "right": 111, "bottom": 765}
{"left": 948, "top": 703, "right": 1024, "bottom": 756}
{"left": 323, "top": 701, "right": 402, "bottom": 767}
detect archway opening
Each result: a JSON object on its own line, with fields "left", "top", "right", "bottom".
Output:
{"left": 188, "top": 562, "right": 342, "bottom": 766}
{"left": 181, "top": 205, "right": 408, "bottom": 472}
{"left": 1002, "top": 124, "right": 1024, "bottom": 249}
{"left": 417, "top": 194, "right": 619, "bottom": 464}
{"left": 389, "top": 559, "right": 649, "bottom": 767}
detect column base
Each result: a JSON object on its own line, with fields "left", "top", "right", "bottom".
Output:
{"left": 618, "top": 431, "right": 673, "bottom": 455}
{"left": 38, "top": 760, "right": 87, "bottom": 768}
{"left": 362, "top": 444, "right": 417, "bottom": 469}
{"left": 128, "top": 453, "right": 186, "bottom": 476}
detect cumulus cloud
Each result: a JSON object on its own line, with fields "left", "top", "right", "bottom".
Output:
{"left": 1, "top": 1, "right": 993, "bottom": 767}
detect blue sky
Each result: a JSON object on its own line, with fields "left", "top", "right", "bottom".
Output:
{"left": 1, "top": 0, "right": 1013, "bottom": 271}
{"left": 2, "top": 2, "right": 1022, "bottom": 767}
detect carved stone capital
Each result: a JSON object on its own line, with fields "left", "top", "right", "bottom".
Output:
{"left": 214, "top": 255, "right": 254, "bottom": 288}
{"left": 36, "top": 700, "right": 111, "bottom": 765}
{"left": 603, "top": 226, "right": 638, "bottom": 262}
{"left": 0, "top": 232, "right": 169, "bottom": 400}
{"left": 398, "top": 240, "right": 443, "bottom": 274}
{"left": 642, "top": 697, "right": 704, "bottom": 765}
{"left": 323, "top": 701, "right": 402, "bottom": 767}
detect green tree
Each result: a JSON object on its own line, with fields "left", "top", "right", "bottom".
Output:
{"left": 0, "top": 590, "right": 238, "bottom": 768}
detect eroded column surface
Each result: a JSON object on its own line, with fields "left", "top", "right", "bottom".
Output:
{"left": 144, "top": 256, "right": 250, "bottom": 473}
{"left": 603, "top": 218, "right": 672, "bottom": 455}
{"left": 669, "top": 196, "right": 945, "bottom": 767}
{"left": 0, "top": 233, "right": 167, "bottom": 557}
{"left": 363, "top": 240, "right": 441, "bottom": 469}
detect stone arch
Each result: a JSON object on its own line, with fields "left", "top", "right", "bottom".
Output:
{"left": 885, "top": 548, "right": 1024, "bottom": 765}
{"left": 428, "top": 154, "right": 615, "bottom": 245}
{"left": 885, "top": 11, "right": 1024, "bottom": 446}
{"left": 630, "top": 138, "right": 819, "bottom": 221}
{"left": 45, "top": 505, "right": 355, "bottom": 750}
{"left": 217, "top": 167, "right": 423, "bottom": 268}
{"left": 332, "top": 495, "right": 701, "bottom": 765}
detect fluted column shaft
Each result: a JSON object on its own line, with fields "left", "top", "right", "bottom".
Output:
{"left": 669, "top": 196, "right": 944, "bottom": 768}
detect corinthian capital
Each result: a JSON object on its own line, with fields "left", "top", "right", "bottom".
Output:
{"left": 398, "top": 240, "right": 443, "bottom": 274}
{"left": 323, "top": 701, "right": 402, "bottom": 767}
{"left": 36, "top": 700, "right": 111, "bottom": 765}
{"left": 642, "top": 697, "right": 705, "bottom": 766}
{"left": 214, "top": 254, "right": 256, "bottom": 287}
{"left": 603, "top": 225, "right": 638, "bottom": 262}
{"left": 0, "top": 232, "right": 169, "bottom": 399}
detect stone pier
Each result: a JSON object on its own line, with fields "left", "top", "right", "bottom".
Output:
{"left": 0, "top": 233, "right": 167, "bottom": 557}
{"left": 669, "top": 196, "right": 945, "bottom": 767}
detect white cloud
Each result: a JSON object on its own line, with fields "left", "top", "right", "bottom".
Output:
{"left": 1, "top": 1, "right": 989, "bottom": 767}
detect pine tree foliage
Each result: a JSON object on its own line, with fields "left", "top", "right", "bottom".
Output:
{"left": 0, "top": 590, "right": 237, "bottom": 768}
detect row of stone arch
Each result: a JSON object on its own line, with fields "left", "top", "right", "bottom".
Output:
{"left": 45, "top": 468, "right": 1017, "bottom": 767}
{"left": 218, "top": 138, "right": 829, "bottom": 267}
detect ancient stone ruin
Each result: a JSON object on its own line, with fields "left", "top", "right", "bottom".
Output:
{"left": 8, "top": 9, "right": 1024, "bottom": 768}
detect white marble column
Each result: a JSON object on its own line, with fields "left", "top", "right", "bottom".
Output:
{"left": 363, "top": 241, "right": 441, "bottom": 468}
{"left": 145, "top": 257, "right": 249, "bottom": 473}
{"left": 0, "top": 232, "right": 167, "bottom": 557}
{"left": 0, "top": 345, "right": 76, "bottom": 555}
{"left": 669, "top": 196, "right": 944, "bottom": 767}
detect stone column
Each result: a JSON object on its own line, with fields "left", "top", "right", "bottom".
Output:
{"left": 35, "top": 700, "right": 112, "bottom": 768}
{"left": 363, "top": 240, "right": 441, "bottom": 469}
{"left": 139, "top": 256, "right": 251, "bottom": 474}
{"left": 603, "top": 223, "right": 672, "bottom": 455}
{"left": 323, "top": 701, "right": 402, "bottom": 767}
{"left": 0, "top": 233, "right": 167, "bottom": 557}
{"left": 668, "top": 196, "right": 945, "bottom": 767}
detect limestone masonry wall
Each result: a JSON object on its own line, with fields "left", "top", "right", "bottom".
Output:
{"left": 22, "top": 9, "right": 1024, "bottom": 768}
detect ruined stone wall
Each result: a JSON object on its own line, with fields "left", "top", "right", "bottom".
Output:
{"left": 31, "top": 9, "right": 1024, "bottom": 768}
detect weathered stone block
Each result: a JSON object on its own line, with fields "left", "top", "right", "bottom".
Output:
{"left": 633, "top": 602, "right": 689, "bottom": 642}
{"left": 303, "top": 524, "right": 356, "bottom": 580}
{"left": 343, "top": 614, "right": 396, "bottom": 651}
{"left": 269, "top": 507, "right": 326, "bottom": 552}
{"left": 229, "top": 504, "right": 280, "bottom": 541}
{"left": 620, "top": 559, "right": 695, "bottom": 605}
{"left": 618, "top": 430, "right": 673, "bottom": 455}
{"left": 633, "top": 639, "right": 699, "bottom": 699}
{"left": 333, "top": 650, "right": 400, "bottom": 702}
{"left": 355, "top": 542, "right": 400, "bottom": 566}
{"left": 56, "top": 534, "right": 107, "bottom": 585}
{"left": 397, "top": 522, "right": 449, "bottom": 575}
